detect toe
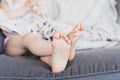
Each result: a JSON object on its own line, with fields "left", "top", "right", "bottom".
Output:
{"left": 61, "top": 34, "right": 71, "bottom": 45}
{"left": 63, "top": 34, "right": 67, "bottom": 38}
{"left": 60, "top": 34, "right": 64, "bottom": 38}
{"left": 79, "top": 24, "right": 84, "bottom": 31}
{"left": 53, "top": 32, "right": 60, "bottom": 39}
{"left": 64, "top": 36, "right": 71, "bottom": 45}
{"left": 67, "top": 40, "right": 71, "bottom": 45}
{"left": 65, "top": 37, "right": 69, "bottom": 41}
{"left": 63, "top": 34, "right": 69, "bottom": 41}
{"left": 73, "top": 24, "right": 80, "bottom": 31}
{"left": 64, "top": 35, "right": 68, "bottom": 40}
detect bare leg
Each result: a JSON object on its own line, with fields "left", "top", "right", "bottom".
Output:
{"left": 68, "top": 24, "right": 84, "bottom": 61}
{"left": 5, "top": 33, "right": 53, "bottom": 56}
{"left": 5, "top": 35, "right": 27, "bottom": 56}
{"left": 41, "top": 56, "right": 52, "bottom": 65}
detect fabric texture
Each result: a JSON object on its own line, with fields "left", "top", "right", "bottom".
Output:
{"left": 116, "top": 0, "right": 120, "bottom": 24}
{"left": 0, "top": 0, "right": 55, "bottom": 41}
{"left": 0, "top": 29, "right": 4, "bottom": 54}
{"left": 0, "top": 47, "right": 120, "bottom": 80}
{"left": 40, "top": 0, "right": 120, "bottom": 50}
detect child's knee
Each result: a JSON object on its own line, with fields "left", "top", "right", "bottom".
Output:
{"left": 22, "top": 33, "right": 39, "bottom": 45}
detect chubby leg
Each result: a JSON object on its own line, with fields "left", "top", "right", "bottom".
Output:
{"left": 41, "top": 32, "right": 71, "bottom": 73}
{"left": 5, "top": 33, "right": 53, "bottom": 56}
{"left": 5, "top": 35, "right": 27, "bottom": 56}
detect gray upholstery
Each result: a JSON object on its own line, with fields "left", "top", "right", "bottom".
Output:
{"left": 0, "top": 47, "right": 120, "bottom": 80}
{"left": 116, "top": 0, "right": 120, "bottom": 24}
{"left": 0, "top": 0, "right": 120, "bottom": 80}
{"left": 0, "top": 29, "right": 4, "bottom": 53}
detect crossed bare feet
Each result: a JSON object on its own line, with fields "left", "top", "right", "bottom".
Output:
{"left": 40, "top": 24, "right": 84, "bottom": 73}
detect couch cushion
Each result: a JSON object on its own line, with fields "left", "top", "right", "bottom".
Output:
{"left": 0, "top": 47, "right": 120, "bottom": 80}
{"left": 116, "top": 0, "right": 120, "bottom": 24}
{"left": 0, "top": 29, "right": 5, "bottom": 53}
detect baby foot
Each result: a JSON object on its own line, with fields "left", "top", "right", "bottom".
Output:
{"left": 68, "top": 24, "right": 84, "bottom": 61}
{"left": 40, "top": 33, "right": 71, "bottom": 66}
{"left": 51, "top": 32, "right": 71, "bottom": 73}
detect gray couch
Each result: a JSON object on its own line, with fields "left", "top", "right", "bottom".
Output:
{"left": 0, "top": 0, "right": 120, "bottom": 80}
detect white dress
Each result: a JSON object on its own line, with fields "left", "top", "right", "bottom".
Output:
{"left": 0, "top": 0, "right": 56, "bottom": 41}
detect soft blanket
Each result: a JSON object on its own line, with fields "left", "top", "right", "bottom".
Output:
{"left": 40, "top": 0, "right": 120, "bottom": 49}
